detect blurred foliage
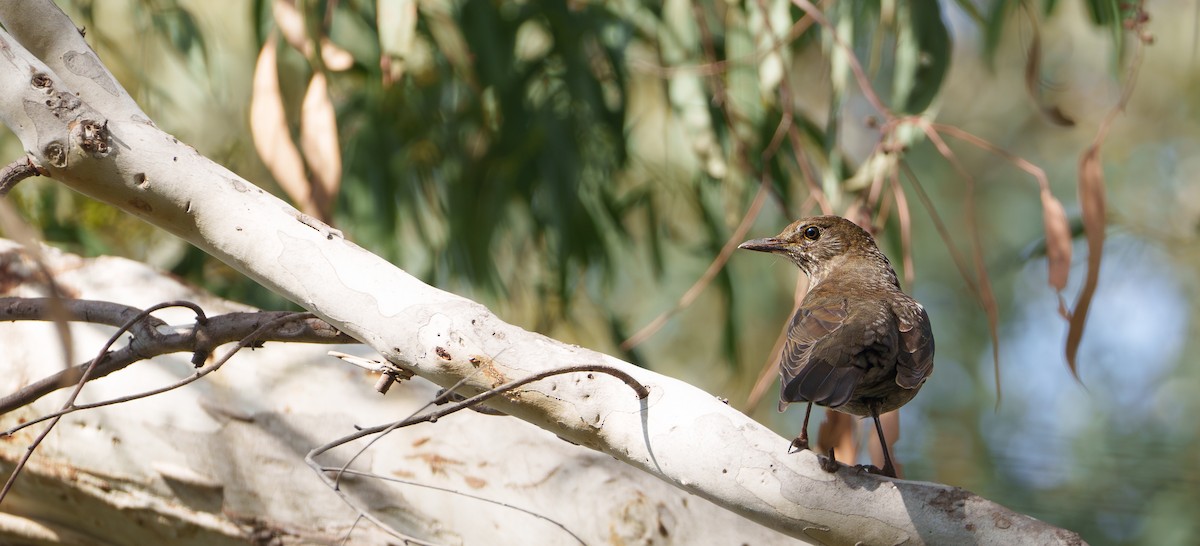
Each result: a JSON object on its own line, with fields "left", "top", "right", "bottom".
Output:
{"left": 7, "top": 1, "right": 1200, "bottom": 544}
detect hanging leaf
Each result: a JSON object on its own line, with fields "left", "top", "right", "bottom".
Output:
{"left": 1065, "top": 146, "right": 1106, "bottom": 378}
{"left": 981, "top": 0, "right": 1016, "bottom": 67}
{"left": 893, "top": 3, "right": 950, "bottom": 114}
{"left": 250, "top": 37, "right": 315, "bottom": 216}
{"left": 1040, "top": 189, "right": 1071, "bottom": 292}
{"left": 300, "top": 71, "right": 342, "bottom": 220}
{"left": 273, "top": 0, "right": 354, "bottom": 70}
{"left": 816, "top": 411, "right": 857, "bottom": 466}
{"left": 378, "top": 0, "right": 418, "bottom": 84}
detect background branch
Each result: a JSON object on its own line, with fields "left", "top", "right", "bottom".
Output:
{"left": 0, "top": 298, "right": 352, "bottom": 414}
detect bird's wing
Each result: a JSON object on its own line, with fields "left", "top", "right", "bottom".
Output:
{"left": 777, "top": 297, "right": 863, "bottom": 410}
{"left": 894, "top": 302, "right": 934, "bottom": 389}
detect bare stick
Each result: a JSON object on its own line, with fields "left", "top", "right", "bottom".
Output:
{"left": 0, "top": 301, "right": 206, "bottom": 504}
{"left": 2, "top": 311, "right": 317, "bottom": 436}
{"left": 0, "top": 156, "right": 43, "bottom": 196}
{"left": 324, "top": 468, "right": 587, "bottom": 546}
{"left": 0, "top": 299, "right": 353, "bottom": 414}
{"left": 304, "top": 364, "right": 649, "bottom": 542}
{"left": 620, "top": 176, "right": 773, "bottom": 351}
{"left": 0, "top": 311, "right": 317, "bottom": 507}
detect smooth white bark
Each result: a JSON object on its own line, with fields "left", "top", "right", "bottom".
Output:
{"left": 0, "top": 2, "right": 1083, "bottom": 544}
{"left": 0, "top": 239, "right": 800, "bottom": 545}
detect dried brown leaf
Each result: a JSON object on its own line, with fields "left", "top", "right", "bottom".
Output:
{"left": 918, "top": 128, "right": 1003, "bottom": 407}
{"left": 1040, "top": 106, "right": 1076, "bottom": 127}
{"left": 893, "top": 174, "right": 915, "bottom": 286}
{"left": 273, "top": 0, "right": 306, "bottom": 51}
{"left": 1040, "top": 189, "right": 1072, "bottom": 292}
{"left": 274, "top": 0, "right": 353, "bottom": 71}
{"left": 319, "top": 40, "right": 354, "bottom": 71}
{"left": 300, "top": 71, "right": 341, "bottom": 220}
{"left": 816, "top": 411, "right": 857, "bottom": 465}
{"left": 1065, "top": 146, "right": 1106, "bottom": 378}
{"left": 975, "top": 241, "right": 1002, "bottom": 408}
{"left": 250, "top": 38, "right": 314, "bottom": 216}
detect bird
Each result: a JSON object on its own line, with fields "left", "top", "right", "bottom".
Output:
{"left": 738, "top": 215, "right": 934, "bottom": 478}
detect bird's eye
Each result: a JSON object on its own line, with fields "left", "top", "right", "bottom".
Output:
{"left": 802, "top": 226, "right": 820, "bottom": 240}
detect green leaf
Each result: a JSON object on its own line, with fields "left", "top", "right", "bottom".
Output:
{"left": 894, "top": 2, "right": 951, "bottom": 114}
{"left": 982, "top": 0, "right": 1016, "bottom": 68}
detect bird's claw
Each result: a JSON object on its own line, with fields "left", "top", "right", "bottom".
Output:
{"left": 818, "top": 447, "right": 841, "bottom": 473}
{"left": 788, "top": 436, "right": 810, "bottom": 453}
{"left": 853, "top": 463, "right": 898, "bottom": 479}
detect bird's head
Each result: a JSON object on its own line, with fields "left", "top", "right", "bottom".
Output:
{"left": 738, "top": 216, "right": 888, "bottom": 286}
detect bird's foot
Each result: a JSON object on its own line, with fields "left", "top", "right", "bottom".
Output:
{"left": 818, "top": 447, "right": 841, "bottom": 473}
{"left": 853, "top": 463, "right": 898, "bottom": 479}
{"left": 788, "top": 436, "right": 810, "bottom": 453}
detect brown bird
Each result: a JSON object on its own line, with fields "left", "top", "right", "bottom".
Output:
{"left": 739, "top": 215, "right": 934, "bottom": 478}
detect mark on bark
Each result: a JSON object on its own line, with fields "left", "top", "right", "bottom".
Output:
{"left": 435, "top": 346, "right": 451, "bottom": 360}
{"left": 32, "top": 90, "right": 81, "bottom": 120}
{"left": 929, "top": 487, "right": 969, "bottom": 520}
{"left": 53, "top": 93, "right": 81, "bottom": 116}
{"left": 42, "top": 141, "right": 65, "bottom": 168}
{"left": 73, "top": 119, "right": 110, "bottom": 156}
{"left": 0, "top": 35, "right": 12, "bottom": 63}
{"left": 30, "top": 73, "right": 51, "bottom": 90}
{"left": 1055, "top": 528, "right": 1085, "bottom": 546}
{"left": 291, "top": 209, "right": 344, "bottom": 240}
{"left": 63, "top": 50, "right": 119, "bottom": 96}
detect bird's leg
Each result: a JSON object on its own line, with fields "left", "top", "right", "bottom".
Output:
{"left": 868, "top": 402, "right": 898, "bottom": 478}
{"left": 788, "top": 401, "right": 814, "bottom": 452}
{"left": 818, "top": 447, "right": 841, "bottom": 473}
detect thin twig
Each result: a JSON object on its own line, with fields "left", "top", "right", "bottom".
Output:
{"left": 0, "top": 301, "right": 351, "bottom": 414}
{"left": 620, "top": 176, "right": 773, "bottom": 350}
{"left": 791, "top": 0, "right": 893, "bottom": 118}
{"left": 898, "top": 161, "right": 978, "bottom": 295}
{"left": 918, "top": 128, "right": 1002, "bottom": 406}
{"left": 0, "top": 301, "right": 207, "bottom": 504}
{"left": 892, "top": 171, "right": 914, "bottom": 286}
{"left": 0, "top": 311, "right": 316, "bottom": 507}
{"left": 621, "top": 0, "right": 824, "bottom": 351}
{"left": 306, "top": 363, "right": 648, "bottom": 543}
{"left": 328, "top": 468, "right": 587, "bottom": 545}
{"left": 2, "top": 311, "right": 315, "bottom": 437}
{"left": 928, "top": 122, "right": 1050, "bottom": 192}
{"left": 0, "top": 208, "right": 78, "bottom": 375}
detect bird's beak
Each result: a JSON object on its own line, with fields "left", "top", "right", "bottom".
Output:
{"left": 738, "top": 237, "right": 786, "bottom": 253}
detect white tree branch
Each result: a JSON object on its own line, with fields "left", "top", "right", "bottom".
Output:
{"left": 0, "top": 2, "right": 1082, "bottom": 544}
{"left": 0, "top": 239, "right": 801, "bottom": 545}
